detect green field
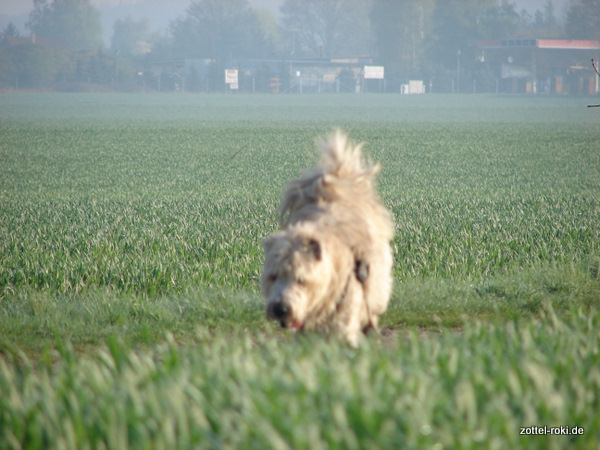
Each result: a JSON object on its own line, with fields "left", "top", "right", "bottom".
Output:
{"left": 1, "top": 93, "right": 599, "bottom": 448}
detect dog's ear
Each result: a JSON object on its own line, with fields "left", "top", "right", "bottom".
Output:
{"left": 355, "top": 260, "right": 369, "bottom": 283}
{"left": 262, "top": 234, "right": 279, "bottom": 253}
{"left": 262, "top": 238, "right": 273, "bottom": 253}
{"left": 305, "top": 238, "right": 322, "bottom": 261}
{"left": 279, "top": 190, "right": 300, "bottom": 225}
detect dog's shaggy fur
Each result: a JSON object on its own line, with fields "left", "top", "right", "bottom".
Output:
{"left": 261, "top": 131, "right": 394, "bottom": 346}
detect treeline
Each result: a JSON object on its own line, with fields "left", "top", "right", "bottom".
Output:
{"left": 1, "top": 0, "right": 598, "bottom": 92}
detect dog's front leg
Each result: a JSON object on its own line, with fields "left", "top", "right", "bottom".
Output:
{"left": 336, "top": 280, "right": 364, "bottom": 347}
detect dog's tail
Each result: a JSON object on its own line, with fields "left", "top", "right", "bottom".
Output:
{"left": 280, "top": 130, "right": 380, "bottom": 224}
{"left": 317, "top": 130, "right": 379, "bottom": 180}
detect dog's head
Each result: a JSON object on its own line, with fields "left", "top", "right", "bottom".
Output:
{"left": 261, "top": 223, "right": 350, "bottom": 330}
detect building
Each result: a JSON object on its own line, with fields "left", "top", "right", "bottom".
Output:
{"left": 182, "top": 55, "right": 376, "bottom": 93}
{"left": 477, "top": 39, "right": 600, "bottom": 94}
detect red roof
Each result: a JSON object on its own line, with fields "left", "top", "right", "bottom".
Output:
{"left": 477, "top": 39, "right": 600, "bottom": 50}
{"left": 536, "top": 39, "right": 600, "bottom": 50}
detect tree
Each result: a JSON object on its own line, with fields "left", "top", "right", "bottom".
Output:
{"left": 2, "top": 22, "right": 21, "bottom": 40}
{"left": 538, "top": 1, "right": 560, "bottom": 36}
{"left": 186, "top": 64, "right": 203, "bottom": 92}
{"left": 478, "top": 2, "right": 520, "bottom": 38}
{"left": 371, "top": 0, "right": 434, "bottom": 83}
{"left": 518, "top": 1, "right": 562, "bottom": 38}
{"left": 280, "top": 0, "right": 371, "bottom": 58}
{"left": 254, "top": 8, "right": 285, "bottom": 58}
{"left": 170, "top": 0, "right": 270, "bottom": 60}
{"left": 426, "top": 0, "right": 519, "bottom": 71}
{"left": 26, "top": 0, "right": 102, "bottom": 51}
{"left": 0, "top": 43, "right": 69, "bottom": 88}
{"left": 565, "top": 0, "right": 600, "bottom": 40}
{"left": 111, "top": 17, "right": 151, "bottom": 56}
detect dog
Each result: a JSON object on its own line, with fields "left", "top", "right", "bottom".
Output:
{"left": 261, "top": 131, "right": 394, "bottom": 346}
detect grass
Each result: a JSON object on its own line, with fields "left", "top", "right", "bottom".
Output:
{"left": 1, "top": 307, "right": 599, "bottom": 449}
{"left": 0, "top": 93, "right": 599, "bottom": 448}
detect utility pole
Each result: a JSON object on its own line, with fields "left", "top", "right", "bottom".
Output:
{"left": 456, "top": 49, "right": 461, "bottom": 94}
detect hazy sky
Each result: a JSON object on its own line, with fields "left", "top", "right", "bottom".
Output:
{"left": 0, "top": 0, "right": 284, "bottom": 15}
{"left": 0, "top": 1, "right": 185, "bottom": 16}
{"left": 0, "top": 0, "right": 571, "bottom": 41}
{"left": 0, "top": 0, "right": 283, "bottom": 32}
{"left": 0, "top": 0, "right": 571, "bottom": 16}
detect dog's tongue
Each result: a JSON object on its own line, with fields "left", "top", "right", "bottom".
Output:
{"left": 279, "top": 320, "right": 302, "bottom": 329}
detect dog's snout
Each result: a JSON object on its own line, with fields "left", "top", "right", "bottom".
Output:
{"left": 272, "top": 302, "right": 290, "bottom": 320}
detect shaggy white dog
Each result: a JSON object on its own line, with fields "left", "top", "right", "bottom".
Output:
{"left": 261, "top": 131, "right": 394, "bottom": 346}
